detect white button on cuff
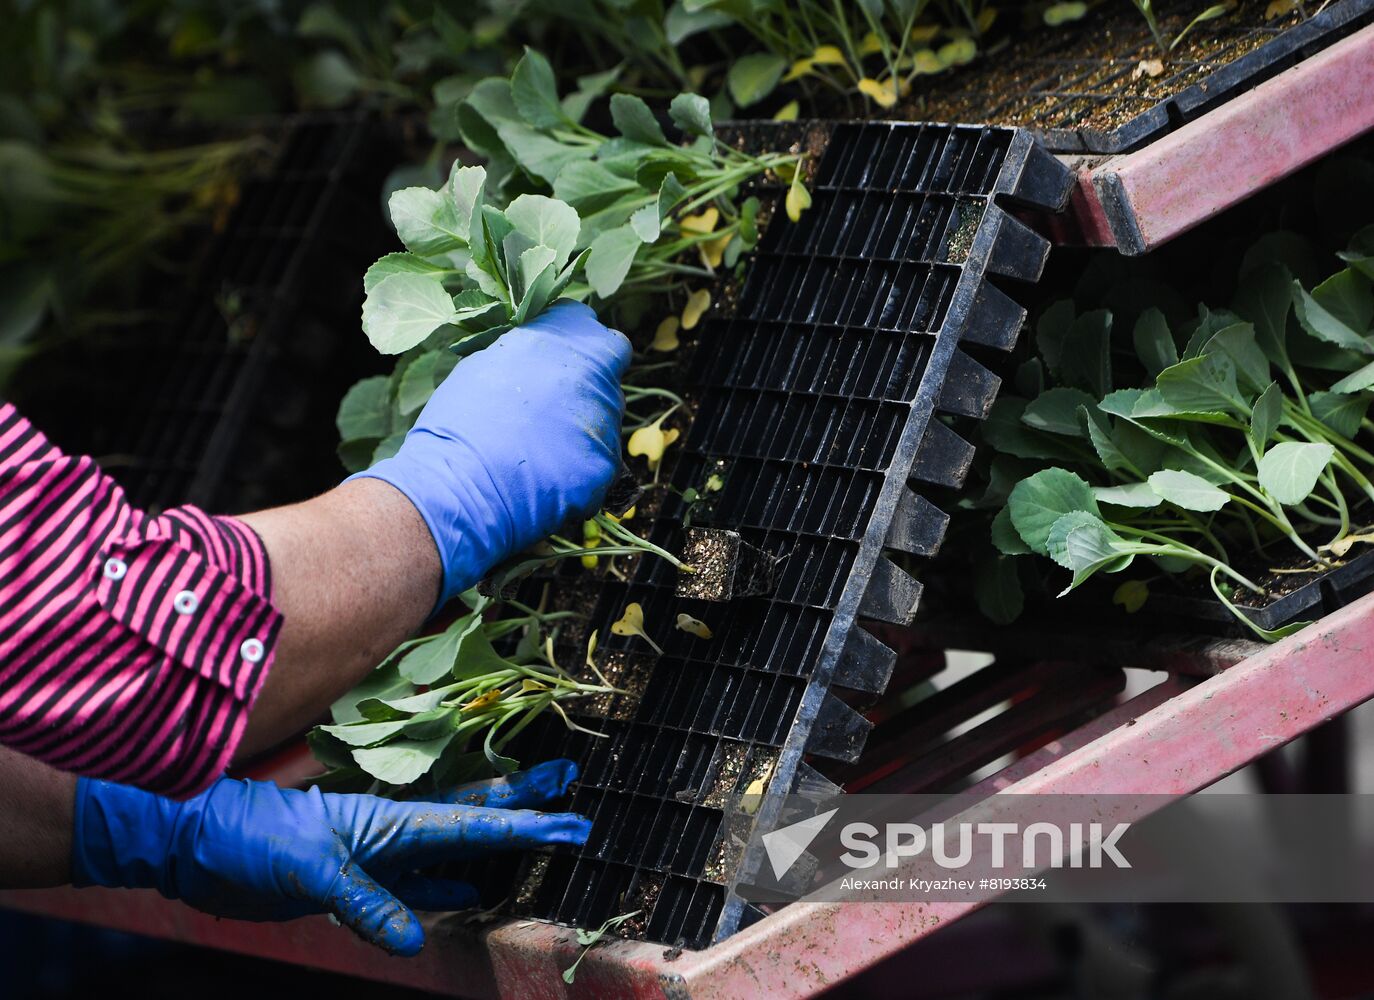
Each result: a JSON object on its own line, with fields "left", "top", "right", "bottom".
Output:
{"left": 240, "top": 638, "right": 265, "bottom": 664}
{"left": 173, "top": 590, "right": 200, "bottom": 615}
{"left": 102, "top": 558, "right": 127, "bottom": 581}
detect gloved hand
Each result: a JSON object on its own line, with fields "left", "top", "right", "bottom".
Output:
{"left": 354, "top": 300, "right": 631, "bottom": 608}
{"left": 71, "top": 759, "right": 589, "bottom": 956}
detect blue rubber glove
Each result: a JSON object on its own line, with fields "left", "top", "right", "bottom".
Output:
{"left": 71, "top": 760, "right": 589, "bottom": 956}
{"left": 354, "top": 300, "right": 631, "bottom": 608}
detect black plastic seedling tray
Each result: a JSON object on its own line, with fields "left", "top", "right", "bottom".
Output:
{"left": 1014, "top": 543, "right": 1374, "bottom": 640}
{"left": 1143, "top": 548, "right": 1374, "bottom": 634}
{"left": 453, "top": 121, "right": 1074, "bottom": 949}
{"left": 86, "top": 113, "right": 395, "bottom": 514}
{"left": 924, "top": 0, "right": 1374, "bottom": 154}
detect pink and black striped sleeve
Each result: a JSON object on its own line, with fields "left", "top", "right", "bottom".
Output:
{"left": 0, "top": 402, "right": 283, "bottom": 799}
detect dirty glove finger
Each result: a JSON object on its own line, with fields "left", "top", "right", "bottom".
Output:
{"left": 390, "top": 874, "right": 481, "bottom": 913}
{"left": 430, "top": 759, "right": 579, "bottom": 809}
{"left": 326, "top": 863, "right": 427, "bottom": 957}
{"left": 382, "top": 804, "right": 592, "bottom": 868}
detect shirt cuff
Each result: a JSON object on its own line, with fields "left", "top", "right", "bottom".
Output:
{"left": 89, "top": 508, "right": 282, "bottom": 796}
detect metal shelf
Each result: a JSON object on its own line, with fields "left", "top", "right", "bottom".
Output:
{"left": 1046, "top": 22, "right": 1374, "bottom": 254}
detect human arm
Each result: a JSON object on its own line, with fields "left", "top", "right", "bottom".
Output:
{"left": 0, "top": 746, "right": 73, "bottom": 887}
{"left": 234, "top": 476, "right": 439, "bottom": 756}
{"left": 236, "top": 300, "right": 631, "bottom": 754}
{"left": 0, "top": 301, "right": 629, "bottom": 795}
{"left": 0, "top": 744, "right": 588, "bottom": 956}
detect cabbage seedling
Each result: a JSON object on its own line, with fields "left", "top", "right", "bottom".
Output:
{"left": 976, "top": 227, "right": 1374, "bottom": 641}
{"left": 338, "top": 49, "right": 807, "bottom": 474}
{"left": 311, "top": 591, "right": 616, "bottom": 788}
{"left": 362, "top": 163, "right": 584, "bottom": 356}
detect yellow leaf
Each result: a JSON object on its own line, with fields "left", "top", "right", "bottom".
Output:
{"left": 699, "top": 232, "right": 732, "bottom": 269}
{"left": 741, "top": 759, "right": 774, "bottom": 814}
{"left": 858, "top": 32, "right": 884, "bottom": 55}
{"left": 628, "top": 423, "right": 666, "bottom": 466}
{"left": 679, "top": 206, "right": 719, "bottom": 236}
{"left": 1043, "top": 1, "right": 1088, "bottom": 25}
{"left": 783, "top": 57, "right": 815, "bottom": 82}
{"left": 1265, "top": 0, "right": 1298, "bottom": 16}
{"left": 583, "top": 519, "right": 601, "bottom": 543}
{"left": 976, "top": 7, "right": 997, "bottom": 32}
{"left": 688, "top": 64, "right": 709, "bottom": 88}
{"left": 462, "top": 689, "right": 503, "bottom": 711}
{"left": 705, "top": 473, "right": 724, "bottom": 493}
{"left": 651, "top": 316, "right": 681, "bottom": 352}
{"left": 621, "top": 505, "right": 636, "bottom": 521}
{"left": 1112, "top": 580, "right": 1150, "bottom": 614}
{"left": 627, "top": 412, "right": 680, "bottom": 470}
{"left": 910, "top": 24, "right": 940, "bottom": 43}
{"left": 1327, "top": 531, "right": 1374, "bottom": 557}
{"left": 743, "top": 778, "right": 766, "bottom": 808}
{"left": 773, "top": 160, "right": 797, "bottom": 184}
{"left": 682, "top": 288, "right": 712, "bottom": 330}
{"left": 906, "top": 48, "right": 943, "bottom": 74}
{"left": 675, "top": 613, "right": 714, "bottom": 639}
{"left": 610, "top": 602, "right": 644, "bottom": 636}
{"left": 937, "top": 38, "right": 977, "bottom": 67}
{"left": 581, "top": 554, "right": 599, "bottom": 569}
{"left": 811, "top": 44, "right": 847, "bottom": 65}
{"left": 772, "top": 99, "right": 800, "bottom": 121}
{"left": 857, "top": 77, "right": 899, "bottom": 108}
{"left": 785, "top": 173, "right": 812, "bottom": 223}
{"left": 522, "top": 678, "right": 552, "bottom": 692}
{"left": 610, "top": 602, "right": 663, "bottom": 654}
{"left": 586, "top": 629, "right": 598, "bottom": 665}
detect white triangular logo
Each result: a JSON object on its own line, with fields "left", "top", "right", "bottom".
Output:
{"left": 762, "top": 808, "right": 838, "bottom": 881}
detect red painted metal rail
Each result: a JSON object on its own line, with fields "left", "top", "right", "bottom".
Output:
{"left": 1046, "top": 21, "right": 1374, "bottom": 254}
{"left": 6, "top": 591, "right": 1374, "bottom": 998}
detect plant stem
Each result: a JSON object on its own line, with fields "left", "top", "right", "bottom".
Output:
{"left": 1320, "top": 467, "right": 1352, "bottom": 540}
{"left": 1113, "top": 526, "right": 1264, "bottom": 593}
{"left": 1176, "top": 444, "right": 1327, "bottom": 563}
{"left": 1288, "top": 405, "right": 1374, "bottom": 469}
{"left": 594, "top": 512, "right": 697, "bottom": 573}
{"left": 624, "top": 385, "right": 687, "bottom": 407}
